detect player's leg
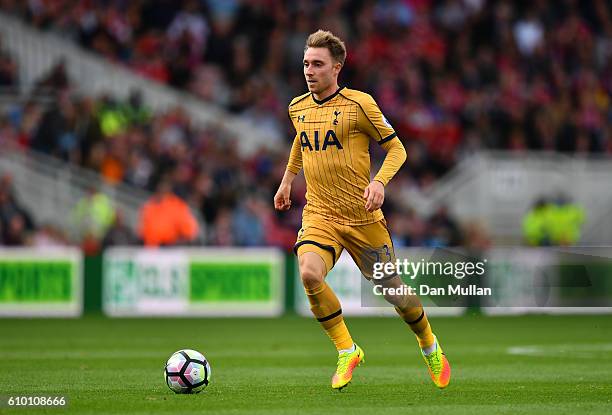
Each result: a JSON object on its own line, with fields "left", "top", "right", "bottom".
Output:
{"left": 384, "top": 277, "right": 435, "bottom": 352}
{"left": 343, "top": 220, "right": 435, "bottom": 348}
{"left": 297, "top": 250, "right": 354, "bottom": 352}
{"left": 343, "top": 220, "right": 450, "bottom": 388}
{"left": 377, "top": 274, "right": 450, "bottom": 388}
{"left": 294, "top": 223, "right": 364, "bottom": 389}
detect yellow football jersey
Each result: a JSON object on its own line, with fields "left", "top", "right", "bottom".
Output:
{"left": 286, "top": 87, "right": 405, "bottom": 226}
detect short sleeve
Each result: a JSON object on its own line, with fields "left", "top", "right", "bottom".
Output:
{"left": 357, "top": 94, "right": 397, "bottom": 144}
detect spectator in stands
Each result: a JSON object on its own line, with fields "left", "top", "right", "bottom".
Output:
{"left": 30, "top": 224, "right": 69, "bottom": 247}
{"left": 0, "top": 35, "right": 18, "bottom": 89}
{"left": 387, "top": 207, "right": 428, "bottom": 247}
{"left": 548, "top": 194, "right": 586, "bottom": 246}
{"left": 208, "top": 207, "right": 235, "bottom": 246}
{"left": 522, "top": 195, "right": 586, "bottom": 246}
{"left": 0, "top": 174, "right": 35, "bottom": 245}
{"left": 33, "top": 58, "right": 69, "bottom": 95}
{"left": 102, "top": 210, "right": 137, "bottom": 248}
{"left": 523, "top": 198, "right": 553, "bottom": 246}
{"left": 71, "top": 186, "right": 115, "bottom": 253}
{"left": 139, "top": 177, "right": 199, "bottom": 246}
{"left": 231, "top": 194, "right": 265, "bottom": 247}
{"left": 424, "top": 206, "right": 462, "bottom": 248}
{"left": 31, "top": 89, "right": 78, "bottom": 160}
{"left": 2, "top": 213, "right": 28, "bottom": 245}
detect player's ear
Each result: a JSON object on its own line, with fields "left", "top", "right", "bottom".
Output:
{"left": 333, "top": 61, "right": 342, "bottom": 74}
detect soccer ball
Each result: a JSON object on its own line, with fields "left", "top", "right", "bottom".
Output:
{"left": 164, "top": 349, "right": 211, "bottom": 394}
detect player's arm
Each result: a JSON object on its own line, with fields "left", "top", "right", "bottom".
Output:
{"left": 364, "top": 137, "right": 406, "bottom": 212}
{"left": 274, "top": 134, "right": 302, "bottom": 211}
{"left": 358, "top": 94, "right": 407, "bottom": 212}
{"left": 373, "top": 136, "right": 407, "bottom": 187}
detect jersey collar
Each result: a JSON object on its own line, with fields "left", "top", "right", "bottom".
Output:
{"left": 311, "top": 86, "right": 344, "bottom": 105}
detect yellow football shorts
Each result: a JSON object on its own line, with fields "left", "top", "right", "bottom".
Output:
{"left": 293, "top": 216, "right": 396, "bottom": 279}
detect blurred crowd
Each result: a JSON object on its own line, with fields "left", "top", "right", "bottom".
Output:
{"left": 1, "top": 0, "right": 610, "bottom": 249}
{"left": 3, "top": 0, "right": 610, "bottom": 176}
{"left": 0, "top": 78, "right": 471, "bottom": 250}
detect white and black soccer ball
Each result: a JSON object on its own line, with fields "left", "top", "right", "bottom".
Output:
{"left": 164, "top": 349, "right": 211, "bottom": 394}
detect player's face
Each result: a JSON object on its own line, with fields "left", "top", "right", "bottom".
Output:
{"left": 303, "top": 47, "right": 341, "bottom": 97}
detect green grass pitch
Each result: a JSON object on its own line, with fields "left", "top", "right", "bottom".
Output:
{"left": 0, "top": 314, "right": 611, "bottom": 414}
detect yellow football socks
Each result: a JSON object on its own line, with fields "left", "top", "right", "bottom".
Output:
{"left": 395, "top": 305, "right": 435, "bottom": 349}
{"left": 305, "top": 282, "right": 354, "bottom": 351}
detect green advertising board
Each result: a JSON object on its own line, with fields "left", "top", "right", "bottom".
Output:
{"left": 0, "top": 248, "right": 82, "bottom": 317}
{"left": 103, "top": 248, "right": 284, "bottom": 316}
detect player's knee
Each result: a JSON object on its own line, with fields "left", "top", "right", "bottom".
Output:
{"left": 299, "top": 259, "right": 325, "bottom": 289}
{"left": 376, "top": 276, "right": 412, "bottom": 308}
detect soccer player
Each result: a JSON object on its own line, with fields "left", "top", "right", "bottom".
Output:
{"left": 274, "top": 30, "right": 451, "bottom": 390}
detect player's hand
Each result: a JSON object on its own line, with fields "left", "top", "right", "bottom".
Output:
{"left": 364, "top": 180, "right": 384, "bottom": 212}
{"left": 274, "top": 184, "right": 292, "bottom": 211}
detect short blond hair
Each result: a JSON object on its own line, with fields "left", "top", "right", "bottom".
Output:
{"left": 305, "top": 30, "right": 347, "bottom": 66}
